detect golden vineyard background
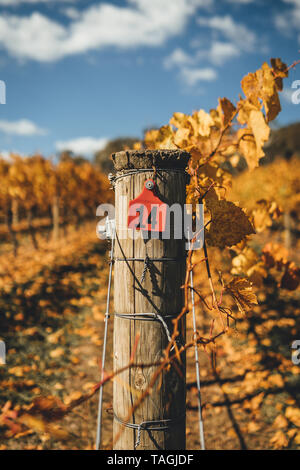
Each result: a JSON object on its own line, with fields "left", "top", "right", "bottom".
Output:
{"left": 0, "top": 57, "right": 299, "bottom": 450}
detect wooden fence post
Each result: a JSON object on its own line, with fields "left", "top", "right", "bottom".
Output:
{"left": 112, "top": 149, "right": 190, "bottom": 450}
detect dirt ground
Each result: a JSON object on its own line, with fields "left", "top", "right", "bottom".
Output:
{"left": 0, "top": 223, "right": 299, "bottom": 450}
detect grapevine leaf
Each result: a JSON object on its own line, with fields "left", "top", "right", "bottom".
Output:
{"left": 218, "top": 97, "right": 236, "bottom": 127}
{"left": 271, "top": 58, "right": 288, "bottom": 78}
{"left": 270, "top": 430, "right": 289, "bottom": 449}
{"left": 174, "top": 127, "right": 191, "bottom": 148}
{"left": 270, "top": 57, "right": 288, "bottom": 91}
{"left": 194, "top": 109, "right": 214, "bottom": 137}
{"left": 27, "top": 396, "right": 67, "bottom": 420}
{"left": 262, "top": 243, "right": 288, "bottom": 269}
{"left": 280, "top": 263, "right": 300, "bottom": 291}
{"left": 248, "top": 109, "right": 270, "bottom": 159}
{"left": 225, "top": 277, "right": 258, "bottom": 314}
{"left": 285, "top": 406, "right": 300, "bottom": 427}
{"left": 237, "top": 128, "right": 260, "bottom": 170}
{"left": 241, "top": 72, "right": 260, "bottom": 107}
{"left": 237, "top": 100, "right": 259, "bottom": 125}
{"left": 144, "top": 125, "right": 176, "bottom": 150}
{"left": 205, "top": 198, "right": 255, "bottom": 248}
{"left": 256, "top": 62, "right": 281, "bottom": 121}
{"left": 252, "top": 200, "right": 273, "bottom": 233}
{"left": 170, "top": 112, "right": 189, "bottom": 128}
{"left": 264, "top": 89, "right": 281, "bottom": 122}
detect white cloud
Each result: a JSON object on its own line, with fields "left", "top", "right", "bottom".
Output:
{"left": 164, "top": 13, "right": 256, "bottom": 86}
{"left": 62, "top": 7, "right": 80, "bottom": 20}
{"left": 197, "top": 15, "right": 256, "bottom": 51}
{"left": 0, "top": 150, "right": 25, "bottom": 160}
{"left": 0, "top": 151, "right": 13, "bottom": 160}
{"left": 283, "top": 0, "right": 300, "bottom": 6}
{"left": 225, "top": 0, "right": 255, "bottom": 3}
{"left": 163, "top": 48, "right": 194, "bottom": 69}
{"left": 0, "top": 0, "right": 76, "bottom": 4}
{"left": 0, "top": 0, "right": 211, "bottom": 62}
{"left": 0, "top": 119, "right": 47, "bottom": 136}
{"left": 274, "top": 0, "right": 300, "bottom": 37}
{"left": 180, "top": 67, "right": 217, "bottom": 86}
{"left": 164, "top": 40, "right": 239, "bottom": 84}
{"left": 274, "top": 14, "right": 290, "bottom": 33}
{"left": 0, "top": 14, "right": 67, "bottom": 62}
{"left": 206, "top": 41, "right": 240, "bottom": 65}
{"left": 281, "top": 88, "right": 294, "bottom": 104}
{"left": 55, "top": 137, "right": 108, "bottom": 155}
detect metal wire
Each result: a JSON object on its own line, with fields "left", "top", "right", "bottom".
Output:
{"left": 112, "top": 167, "right": 187, "bottom": 182}
{"left": 140, "top": 255, "right": 150, "bottom": 283}
{"left": 95, "top": 229, "right": 115, "bottom": 450}
{"left": 113, "top": 257, "right": 185, "bottom": 262}
{"left": 114, "top": 312, "right": 174, "bottom": 344}
{"left": 114, "top": 312, "right": 176, "bottom": 320}
{"left": 188, "top": 234, "right": 206, "bottom": 450}
{"left": 113, "top": 411, "right": 185, "bottom": 449}
{"left": 95, "top": 225, "right": 187, "bottom": 449}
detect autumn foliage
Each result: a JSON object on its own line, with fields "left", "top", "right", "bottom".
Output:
{"left": 140, "top": 58, "right": 299, "bottom": 299}
{"left": 0, "top": 58, "right": 299, "bottom": 450}
{"left": 0, "top": 155, "right": 110, "bottom": 254}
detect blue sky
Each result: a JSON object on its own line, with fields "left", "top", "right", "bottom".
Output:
{"left": 0, "top": 0, "right": 299, "bottom": 158}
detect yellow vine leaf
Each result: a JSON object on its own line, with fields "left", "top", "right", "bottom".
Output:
{"left": 174, "top": 127, "right": 191, "bottom": 148}
{"left": 248, "top": 421, "right": 261, "bottom": 433}
{"left": 195, "top": 109, "right": 215, "bottom": 137}
{"left": 237, "top": 129, "right": 259, "bottom": 171}
{"left": 237, "top": 109, "right": 270, "bottom": 170}
{"left": 218, "top": 97, "right": 236, "bottom": 127}
{"left": 247, "top": 262, "right": 268, "bottom": 288}
{"left": 256, "top": 62, "right": 281, "bottom": 122}
{"left": 19, "top": 414, "right": 69, "bottom": 440}
{"left": 241, "top": 72, "right": 261, "bottom": 108}
{"left": 205, "top": 198, "right": 255, "bottom": 248}
{"left": 225, "top": 277, "right": 258, "bottom": 314}
{"left": 270, "top": 430, "right": 289, "bottom": 449}
{"left": 231, "top": 246, "right": 267, "bottom": 287}
{"left": 285, "top": 406, "right": 300, "bottom": 427}
{"left": 262, "top": 243, "right": 288, "bottom": 269}
{"left": 170, "top": 112, "right": 189, "bottom": 128}
{"left": 252, "top": 200, "right": 273, "bottom": 233}
{"left": 231, "top": 246, "right": 258, "bottom": 275}
{"left": 133, "top": 141, "right": 142, "bottom": 150}
{"left": 248, "top": 109, "right": 270, "bottom": 158}
{"left": 27, "top": 395, "right": 67, "bottom": 420}
{"left": 144, "top": 125, "right": 176, "bottom": 150}
{"left": 271, "top": 57, "right": 288, "bottom": 91}
{"left": 209, "top": 108, "right": 222, "bottom": 128}
{"left": 241, "top": 58, "right": 286, "bottom": 122}
{"left": 265, "top": 91, "right": 281, "bottom": 122}
{"left": 273, "top": 414, "right": 289, "bottom": 430}
{"left": 19, "top": 414, "right": 46, "bottom": 434}
{"left": 237, "top": 99, "right": 259, "bottom": 125}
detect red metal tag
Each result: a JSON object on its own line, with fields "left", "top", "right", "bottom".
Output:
{"left": 128, "top": 180, "right": 167, "bottom": 232}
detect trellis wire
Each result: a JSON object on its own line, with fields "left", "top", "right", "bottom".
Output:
{"left": 189, "top": 233, "right": 206, "bottom": 450}
{"left": 95, "top": 177, "right": 204, "bottom": 449}
{"left": 109, "top": 167, "right": 188, "bottom": 188}
{"left": 114, "top": 312, "right": 174, "bottom": 344}
{"left": 113, "top": 412, "right": 185, "bottom": 449}
{"left": 95, "top": 232, "right": 182, "bottom": 449}
{"left": 95, "top": 229, "right": 115, "bottom": 450}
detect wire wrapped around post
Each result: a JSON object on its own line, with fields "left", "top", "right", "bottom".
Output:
{"left": 112, "top": 149, "right": 189, "bottom": 450}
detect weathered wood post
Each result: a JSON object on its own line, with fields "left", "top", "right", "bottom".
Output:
{"left": 112, "top": 149, "right": 189, "bottom": 450}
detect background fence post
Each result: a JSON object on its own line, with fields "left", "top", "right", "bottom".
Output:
{"left": 112, "top": 149, "right": 189, "bottom": 450}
